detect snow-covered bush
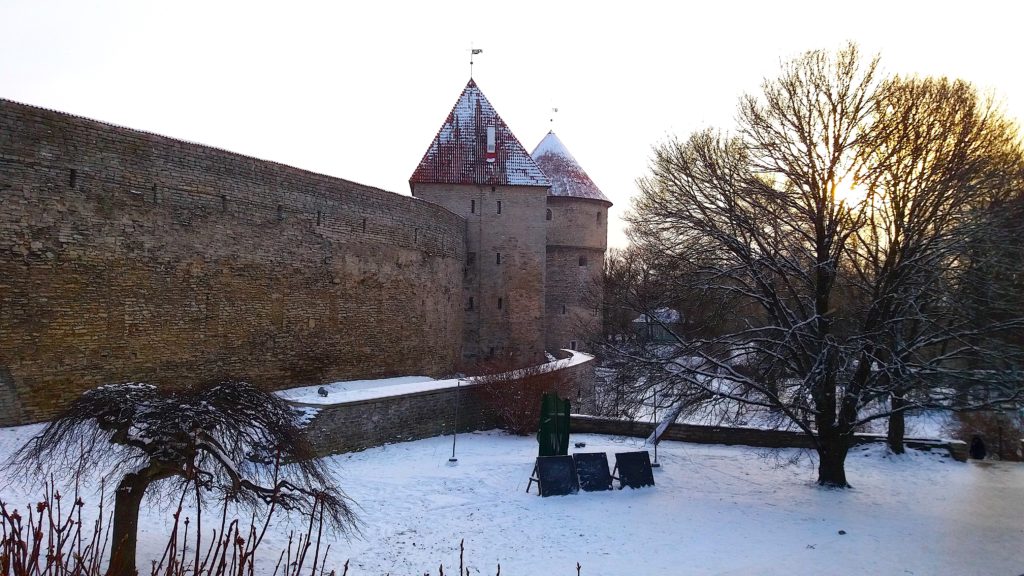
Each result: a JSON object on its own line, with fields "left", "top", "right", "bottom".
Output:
{"left": 4, "top": 382, "right": 357, "bottom": 576}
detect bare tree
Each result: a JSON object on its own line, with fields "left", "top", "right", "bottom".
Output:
{"left": 601, "top": 249, "right": 640, "bottom": 342}
{"left": 6, "top": 381, "right": 358, "bottom": 576}
{"left": 615, "top": 44, "right": 1024, "bottom": 487}
{"left": 600, "top": 247, "right": 674, "bottom": 343}
{"left": 852, "top": 76, "right": 1024, "bottom": 452}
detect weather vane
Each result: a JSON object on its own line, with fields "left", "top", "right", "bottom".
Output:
{"left": 550, "top": 107, "right": 559, "bottom": 129}
{"left": 469, "top": 45, "right": 483, "bottom": 78}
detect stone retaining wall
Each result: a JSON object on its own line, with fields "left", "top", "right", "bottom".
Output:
{"left": 570, "top": 415, "right": 968, "bottom": 461}
{"left": 297, "top": 352, "right": 596, "bottom": 456}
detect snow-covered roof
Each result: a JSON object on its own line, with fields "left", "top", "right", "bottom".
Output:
{"left": 633, "top": 308, "right": 682, "bottom": 324}
{"left": 531, "top": 131, "right": 611, "bottom": 204}
{"left": 410, "top": 79, "right": 550, "bottom": 189}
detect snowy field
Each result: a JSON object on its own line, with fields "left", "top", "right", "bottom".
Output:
{"left": 2, "top": 426, "right": 1022, "bottom": 575}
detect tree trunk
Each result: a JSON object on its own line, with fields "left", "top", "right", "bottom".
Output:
{"left": 107, "top": 472, "right": 153, "bottom": 576}
{"left": 816, "top": 433, "right": 851, "bottom": 488}
{"left": 887, "top": 395, "right": 906, "bottom": 454}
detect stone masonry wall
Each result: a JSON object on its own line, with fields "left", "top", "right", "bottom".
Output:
{"left": 298, "top": 351, "right": 595, "bottom": 456}
{"left": 570, "top": 415, "right": 968, "bottom": 461}
{"left": 545, "top": 196, "right": 608, "bottom": 352}
{"left": 412, "top": 182, "right": 548, "bottom": 367}
{"left": 545, "top": 196, "right": 608, "bottom": 250}
{"left": 545, "top": 246, "right": 605, "bottom": 352}
{"left": 0, "top": 99, "right": 466, "bottom": 425}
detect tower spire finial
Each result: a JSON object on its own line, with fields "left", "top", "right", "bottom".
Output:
{"left": 549, "top": 107, "right": 559, "bottom": 131}
{"left": 469, "top": 45, "right": 483, "bottom": 78}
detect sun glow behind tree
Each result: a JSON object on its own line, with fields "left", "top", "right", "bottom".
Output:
{"left": 834, "top": 174, "right": 870, "bottom": 208}
{"left": 615, "top": 43, "right": 1024, "bottom": 487}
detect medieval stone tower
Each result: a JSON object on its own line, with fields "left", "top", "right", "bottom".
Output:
{"left": 410, "top": 80, "right": 550, "bottom": 367}
{"left": 531, "top": 132, "right": 611, "bottom": 353}
{"left": 410, "top": 80, "right": 610, "bottom": 364}
{"left": 0, "top": 79, "right": 610, "bottom": 425}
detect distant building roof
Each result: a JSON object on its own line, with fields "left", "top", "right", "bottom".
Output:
{"left": 410, "top": 79, "right": 550, "bottom": 189}
{"left": 531, "top": 131, "right": 611, "bottom": 205}
{"left": 632, "top": 308, "right": 681, "bottom": 325}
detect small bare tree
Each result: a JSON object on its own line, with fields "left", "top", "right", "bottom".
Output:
{"left": 6, "top": 381, "right": 358, "bottom": 576}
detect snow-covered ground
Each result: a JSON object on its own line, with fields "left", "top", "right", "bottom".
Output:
{"left": 2, "top": 424, "right": 1021, "bottom": 575}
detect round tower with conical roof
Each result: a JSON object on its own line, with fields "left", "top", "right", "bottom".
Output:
{"left": 410, "top": 80, "right": 550, "bottom": 367}
{"left": 531, "top": 131, "right": 611, "bottom": 353}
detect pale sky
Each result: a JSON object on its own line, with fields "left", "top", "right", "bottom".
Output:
{"left": 3, "top": 1, "right": 1022, "bottom": 249}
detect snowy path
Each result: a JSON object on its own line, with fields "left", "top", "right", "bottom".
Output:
{"left": 2, "top": 427, "right": 1021, "bottom": 575}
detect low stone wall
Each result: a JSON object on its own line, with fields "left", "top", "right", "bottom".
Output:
{"left": 296, "top": 352, "right": 595, "bottom": 456}
{"left": 570, "top": 415, "right": 968, "bottom": 462}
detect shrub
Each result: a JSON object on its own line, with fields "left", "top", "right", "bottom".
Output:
{"left": 469, "top": 358, "right": 573, "bottom": 436}
{"left": 0, "top": 480, "right": 340, "bottom": 576}
{"left": 5, "top": 381, "right": 357, "bottom": 576}
{"left": 944, "top": 410, "right": 1024, "bottom": 461}
{"left": 1, "top": 491, "right": 584, "bottom": 576}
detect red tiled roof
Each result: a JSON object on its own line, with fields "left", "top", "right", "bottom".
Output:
{"left": 410, "top": 79, "right": 550, "bottom": 189}
{"left": 531, "top": 131, "right": 611, "bottom": 205}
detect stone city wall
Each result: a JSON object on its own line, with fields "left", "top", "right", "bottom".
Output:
{"left": 0, "top": 99, "right": 466, "bottom": 425}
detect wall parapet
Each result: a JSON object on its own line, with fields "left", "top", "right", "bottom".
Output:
{"left": 294, "top": 351, "right": 596, "bottom": 456}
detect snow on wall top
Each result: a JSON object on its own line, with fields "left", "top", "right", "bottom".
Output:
{"left": 530, "top": 131, "right": 611, "bottom": 204}
{"left": 277, "top": 350, "right": 593, "bottom": 406}
{"left": 410, "top": 79, "right": 550, "bottom": 189}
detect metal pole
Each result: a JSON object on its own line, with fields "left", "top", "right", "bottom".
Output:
{"left": 449, "top": 379, "right": 461, "bottom": 464}
{"left": 651, "top": 387, "right": 660, "bottom": 468}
